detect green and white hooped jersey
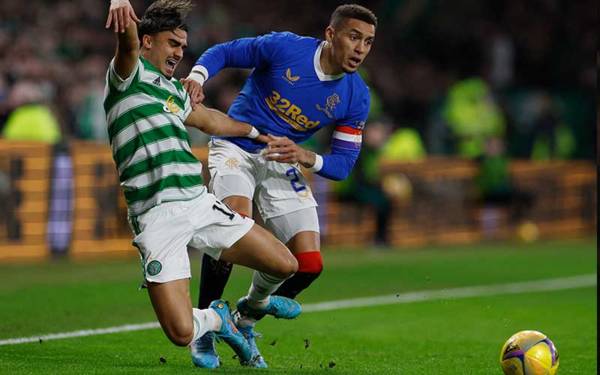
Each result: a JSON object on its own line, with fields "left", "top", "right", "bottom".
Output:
{"left": 104, "top": 57, "right": 205, "bottom": 216}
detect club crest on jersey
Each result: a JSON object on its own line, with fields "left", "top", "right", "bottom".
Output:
{"left": 224, "top": 158, "right": 240, "bottom": 169}
{"left": 163, "top": 96, "right": 180, "bottom": 114}
{"left": 283, "top": 68, "right": 300, "bottom": 85}
{"left": 315, "top": 93, "right": 340, "bottom": 119}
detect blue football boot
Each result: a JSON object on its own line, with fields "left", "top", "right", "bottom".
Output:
{"left": 236, "top": 296, "right": 302, "bottom": 320}
{"left": 190, "top": 332, "right": 220, "bottom": 368}
{"left": 237, "top": 323, "right": 268, "bottom": 368}
{"left": 209, "top": 299, "right": 253, "bottom": 365}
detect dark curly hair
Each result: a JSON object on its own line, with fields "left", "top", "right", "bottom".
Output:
{"left": 138, "top": 0, "right": 193, "bottom": 39}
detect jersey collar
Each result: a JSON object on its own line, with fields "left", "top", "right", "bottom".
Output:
{"left": 314, "top": 41, "right": 345, "bottom": 82}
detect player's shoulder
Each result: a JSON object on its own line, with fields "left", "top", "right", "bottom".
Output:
{"left": 263, "top": 31, "right": 320, "bottom": 48}
{"left": 347, "top": 71, "right": 370, "bottom": 97}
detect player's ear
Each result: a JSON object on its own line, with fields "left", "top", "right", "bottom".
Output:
{"left": 325, "top": 25, "right": 335, "bottom": 44}
{"left": 142, "top": 34, "right": 153, "bottom": 49}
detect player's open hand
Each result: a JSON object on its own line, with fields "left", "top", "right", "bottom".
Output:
{"left": 255, "top": 134, "right": 272, "bottom": 144}
{"left": 105, "top": 0, "right": 140, "bottom": 33}
{"left": 262, "top": 135, "right": 312, "bottom": 166}
{"left": 180, "top": 78, "right": 205, "bottom": 108}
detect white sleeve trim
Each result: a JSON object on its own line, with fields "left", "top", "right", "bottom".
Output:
{"left": 246, "top": 127, "right": 260, "bottom": 139}
{"left": 308, "top": 154, "right": 323, "bottom": 172}
{"left": 187, "top": 65, "right": 209, "bottom": 86}
{"left": 108, "top": 58, "right": 141, "bottom": 92}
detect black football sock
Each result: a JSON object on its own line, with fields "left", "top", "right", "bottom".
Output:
{"left": 197, "top": 255, "right": 233, "bottom": 309}
{"left": 272, "top": 271, "right": 322, "bottom": 299}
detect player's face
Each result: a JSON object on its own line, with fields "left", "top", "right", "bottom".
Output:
{"left": 329, "top": 18, "right": 375, "bottom": 73}
{"left": 142, "top": 28, "right": 188, "bottom": 78}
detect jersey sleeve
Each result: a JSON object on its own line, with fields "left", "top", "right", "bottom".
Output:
{"left": 193, "top": 32, "right": 291, "bottom": 81}
{"left": 107, "top": 58, "right": 142, "bottom": 92}
{"left": 316, "top": 88, "right": 370, "bottom": 181}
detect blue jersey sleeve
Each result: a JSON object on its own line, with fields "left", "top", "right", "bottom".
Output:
{"left": 317, "top": 88, "right": 370, "bottom": 180}
{"left": 195, "top": 32, "right": 292, "bottom": 80}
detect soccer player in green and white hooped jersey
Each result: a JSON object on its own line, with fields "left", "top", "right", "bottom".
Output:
{"left": 104, "top": 0, "right": 302, "bottom": 366}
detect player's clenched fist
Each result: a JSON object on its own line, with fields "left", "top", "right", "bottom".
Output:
{"left": 105, "top": 0, "right": 140, "bottom": 33}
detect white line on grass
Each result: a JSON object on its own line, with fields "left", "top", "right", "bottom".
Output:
{"left": 1, "top": 274, "right": 595, "bottom": 346}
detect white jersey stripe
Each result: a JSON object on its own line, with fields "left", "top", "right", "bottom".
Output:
{"left": 332, "top": 131, "right": 362, "bottom": 143}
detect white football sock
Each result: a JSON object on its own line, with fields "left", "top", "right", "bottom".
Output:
{"left": 189, "top": 308, "right": 221, "bottom": 345}
{"left": 247, "top": 271, "right": 287, "bottom": 309}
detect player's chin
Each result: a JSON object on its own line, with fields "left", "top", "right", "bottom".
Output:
{"left": 342, "top": 63, "right": 360, "bottom": 74}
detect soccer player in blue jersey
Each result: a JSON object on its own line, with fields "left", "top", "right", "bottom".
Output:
{"left": 183, "top": 4, "right": 377, "bottom": 368}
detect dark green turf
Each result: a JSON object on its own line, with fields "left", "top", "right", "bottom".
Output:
{"left": 0, "top": 239, "right": 596, "bottom": 374}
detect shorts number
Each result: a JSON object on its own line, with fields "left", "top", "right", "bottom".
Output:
{"left": 212, "top": 201, "right": 235, "bottom": 220}
{"left": 286, "top": 167, "right": 306, "bottom": 193}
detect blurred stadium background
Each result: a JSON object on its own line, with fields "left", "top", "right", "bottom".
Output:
{"left": 0, "top": 0, "right": 596, "bottom": 373}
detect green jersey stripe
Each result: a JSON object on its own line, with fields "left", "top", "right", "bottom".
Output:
{"left": 108, "top": 103, "right": 165, "bottom": 140}
{"left": 111, "top": 111, "right": 185, "bottom": 149}
{"left": 114, "top": 124, "right": 190, "bottom": 167}
{"left": 104, "top": 69, "right": 141, "bottom": 112}
{"left": 124, "top": 174, "right": 204, "bottom": 203}
{"left": 120, "top": 150, "right": 198, "bottom": 182}
{"left": 105, "top": 81, "right": 185, "bottom": 116}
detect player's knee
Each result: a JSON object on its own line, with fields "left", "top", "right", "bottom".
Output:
{"left": 165, "top": 323, "right": 194, "bottom": 347}
{"left": 269, "top": 252, "right": 297, "bottom": 279}
{"left": 296, "top": 251, "right": 323, "bottom": 274}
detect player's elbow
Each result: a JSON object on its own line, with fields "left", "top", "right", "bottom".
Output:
{"left": 331, "top": 170, "right": 350, "bottom": 181}
{"left": 320, "top": 168, "right": 350, "bottom": 181}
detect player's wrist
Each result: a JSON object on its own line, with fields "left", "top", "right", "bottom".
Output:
{"left": 306, "top": 153, "right": 323, "bottom": 172}
{"left": 187, "top": 66, "right": 209, "bottom": 86}
{"left": 246, "top": 126, "right": 260, "bottom": 139}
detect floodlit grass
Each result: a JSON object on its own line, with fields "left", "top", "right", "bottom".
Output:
{"left": 0, "top": 239, "right": 596, "bottom": 374}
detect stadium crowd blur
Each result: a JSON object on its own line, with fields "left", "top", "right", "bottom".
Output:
{"left": 0, "top": 0, "right": 596, "bottom": 244}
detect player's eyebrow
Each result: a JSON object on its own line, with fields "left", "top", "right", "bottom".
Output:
{"left": 349, "top": 28, "right": 375, "bottom": 39}
{"left": 168, "top": 38, "right": 187, "bottom": 49}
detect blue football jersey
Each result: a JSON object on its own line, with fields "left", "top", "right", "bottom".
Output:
{"left": 195, "top": 32, "right": 371, "bottom": 180}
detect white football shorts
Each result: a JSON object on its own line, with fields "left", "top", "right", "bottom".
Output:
{"left": 128, "top": 192, "right": 254, "bottom": 284}
{"left": 208, "top": 139, "right": 320, "bottom": 242}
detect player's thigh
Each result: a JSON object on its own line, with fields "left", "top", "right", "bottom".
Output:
{"left": 264, "top": 207, "right": 320, "bottom": 252}
{"left": 219, "top": 223, "right": 298, "bottom": 279}
{"left": 147, "top": 278, "right": 193, "bottom": 345}
{"left": 188, "top": 193, "right": 255, "bottom": 261}
{"left": 223, "top": 195, "right": 253, "bottom": 217}
{"left": 256, "top": 162, "right": 317, "bottom": 220}
{"left": 131, "top": 201, "right": 194, "bottom": 285}
{"left": 208, "top": 139, "right": 257, "bottom": 203}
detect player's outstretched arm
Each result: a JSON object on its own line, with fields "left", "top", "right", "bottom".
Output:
{"left": 105, "top": 0, "right": 141, "bottom": 80}
{"left": 185, "top": 105, "right": 268, "bottom": 142}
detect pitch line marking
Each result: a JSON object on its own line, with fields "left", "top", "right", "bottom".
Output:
{"left": 0, "top": 274, "right": 595, "bottom": 346}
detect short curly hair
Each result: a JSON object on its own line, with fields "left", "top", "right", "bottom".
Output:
{"left": 138, "top": 0, "right": 193, "bottom": 38}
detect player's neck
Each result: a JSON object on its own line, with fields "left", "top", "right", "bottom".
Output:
{"left": 320, "top": 42, "right": 344, "bottom": 76}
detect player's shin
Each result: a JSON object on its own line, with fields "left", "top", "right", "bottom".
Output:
{"left": 197, "top": 255, "right": 233, "bottom": 309}
{"left": 246, "top": 271, "right": 288, "bottom": 309}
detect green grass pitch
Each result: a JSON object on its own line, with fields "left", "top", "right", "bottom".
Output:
{"left": 0, "top": 239, "right": 596, "bottom": 374}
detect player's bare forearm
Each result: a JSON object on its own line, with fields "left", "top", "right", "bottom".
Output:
{"left": 185, "top": 105, "right": 254, "bottom": 137}
{"left": 263, "top": 136, "right": 317, "bottom": 168}
{"left": 106, "top": 0, "right": 141, "bottom": 79}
